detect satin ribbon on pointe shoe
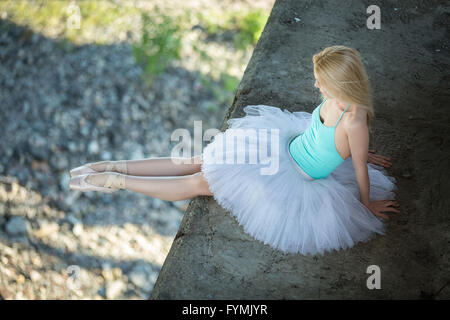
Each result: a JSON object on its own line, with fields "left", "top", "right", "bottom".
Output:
{"left": 102, "top": 172, "right": 126, "bottom": 190}
{"left": 105, "top": 161, "right": 128, "bottom": 175}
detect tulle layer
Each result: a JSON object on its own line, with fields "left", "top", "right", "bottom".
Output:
{"left": 201, "top": 104, "right": 398, "bottom": 255}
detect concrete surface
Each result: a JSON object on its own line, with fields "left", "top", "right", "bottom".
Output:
{"left": 150, "top": 0, "right": 449, "bottom": 299}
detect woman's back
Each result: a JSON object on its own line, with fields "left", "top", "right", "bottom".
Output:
{"left": 289, "top": 98, "right": 351, "bottom": 179}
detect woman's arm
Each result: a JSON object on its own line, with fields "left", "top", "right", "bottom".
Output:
{"left": 346, "top": 121, "right": 370, "bottom": 207}
{"left": 346, "top": 121, "right": 400, "bottom": 219}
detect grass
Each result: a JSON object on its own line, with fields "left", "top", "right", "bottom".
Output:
{"left": 197, "top": 8, "right": 268, "bottom": 50}
{"left": 132, "top": 6, "right": 183, "bottom": 87}
{"left": 0, "top": 1, "right": 267, "bottom": 106}
{"left": 233, "top": 9, "right": 268, "bottom": 50}
{"left": 0, "top": 1, "right": 184, "bottom": 82}
{"left": 198, "top": 70, "right": 239, "bottom": 112}
{"left": 0, "top": 0, "right": 139, "bottom": 44}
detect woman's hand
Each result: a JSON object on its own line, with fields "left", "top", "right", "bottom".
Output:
{"left": 368, "top": 149, "right": 392, "bottom": 168}
{"left": 367, "top": 200, "right": 400, "bottom": 220}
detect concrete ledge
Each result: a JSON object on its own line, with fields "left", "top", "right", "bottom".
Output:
{"left": 150, "top": 0, "right": 449, "bottom": 299}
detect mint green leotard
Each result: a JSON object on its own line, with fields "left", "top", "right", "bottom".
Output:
{"left": 289, "top": 98, "right": 351, "bottom": 179}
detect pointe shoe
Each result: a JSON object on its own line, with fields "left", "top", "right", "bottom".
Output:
{"left": 70, "top": 161, "right": 128, "bottom": 178}
{"left": 69, "top": 163, "right": 98, "bottom": 178}
{"left": 69, "top": 172, "right": 126, "bottom": 193}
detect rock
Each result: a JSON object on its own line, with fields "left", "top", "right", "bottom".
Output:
{"left": 88, "top": 140, "right": 99, "bottom": 154}
{"left": 28, "top": 134, "right": 48, "bottom": 160}
{"left": 129, "top": 146, "right": 144, "bottom": 160}
{"left": 29, "top": 270, "right": 42, "bottom": 282}
{"left": 68, "top": 142, "right": 78, "bottom": 152}
{"left": 72, "top": 223, "right": 84, "bottom": 236}
{"left": 159, "top": 208, "right": 182, "bottom": 234}
{"left": 34, "top": 220, "right": 59, "bottom": 238}
{"left": 63, "top": 192, "right": 80, "bottom": 207}
{"left": 53, "top": 156, "right": 69, "bottom": 170}
{"left": 66, "top": 214, "right": 81, "bottom": 226}
{"left": 97, "top": 287, "right": 106, "bottom": 298}
{"left": 6, "top": 217, "right": 29, "bottom": 236}
{"left": 105, "top": 280, "right": 126, "bottom": 299}
{"left": 173, "top": 200, "right": 189, "bottom": 211}
{"left": 80, "top": 124, "right": 90, "bottom": 137}
{"left": 16, "top": 274, "right": 26, "bottom": 284}
{"left": 100, "top": 151, "right": 112, "bottom": 160}
{"left": 60, "top": 172, "right": 71, "bottom": 191}
{"left": 101, "top": 267, "right": 115, "bottom": 282}
{"left": 0, "top": 10, "right": 241, "bottom": 300}
{"left": 152, "top": 198, "right": 165, "bottom": 210}
{"left": 128, "top": 262, "right": 154, "bottom": 292}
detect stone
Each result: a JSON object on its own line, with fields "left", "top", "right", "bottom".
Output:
{"left": 100, "top": 151, "right": 112, "bottom": 160}
{"left": 6, "top": 217, "right": 29, "bottom": 236}
{"left": 88, "top": 140, "right": 99, "bottom": 154}
{"left": 128, "top": 262, "right": 154, "bottom": 292}
{"left": 35, "top": 220, "right": 59, "bottom": 238}
{"left": 66, "top": 214, "right": 81, "bottom": 226}
{"left": 68, "top": 142, "right": 78, "bottom": 152}
{"left": 105, "top": 280, "right": 126, "bottom": 299}
{"left": 60, "top": 172, "right": 71, "bottom": 191}
{"left": 72, "top": 223, "right": 84, "bottom": 237}
{"left": 29, "top": 270, "right": 42, "bottom": 282}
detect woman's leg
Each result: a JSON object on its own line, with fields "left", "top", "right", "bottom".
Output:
{"left": 124, "top": 172, "right": 213, "bottom": 201}
{"left": 88, "top": 155, "right": 203, "bottom": 176}
{"left": 87, "top": 171, "right": 214, "bottom": 201}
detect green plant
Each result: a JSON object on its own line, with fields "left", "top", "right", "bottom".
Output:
{"left": 206, "top": 104, "right": 219, "bottom": 112}
{"left": 132, "top": 7, "right": 182, "bottom": 85}
{"left": 196, "top": 9, "right": 267, "bottom": 51}
{"left": 220, "top": 72, "right": 240, "bottom": 93}
{"left": 192, "top": 42, "right": 212, "bottom": 62}
{"left": 0, "top": 0, "right": 139, "bottom": 44}
{"left": 198, "top": 71, "right": 238, "bottom": 112}
{"left": 233, "top": 9, "right": 267, "bottom": 50}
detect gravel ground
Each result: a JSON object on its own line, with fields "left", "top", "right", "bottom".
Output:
{"left": 0, "top": 0, "right": 274, "bottom": 299}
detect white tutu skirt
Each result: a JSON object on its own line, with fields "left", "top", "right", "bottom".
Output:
{"left": 201, "top": 104, "right": 398, "bottom": 255}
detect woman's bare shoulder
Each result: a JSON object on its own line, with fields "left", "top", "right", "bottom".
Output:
{"left": 343, "top": 105, "right": 368, "bottom": 131}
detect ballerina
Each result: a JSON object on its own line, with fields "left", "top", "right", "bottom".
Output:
{"left": 69, "top": 45, "right": 400, "bottom": 255}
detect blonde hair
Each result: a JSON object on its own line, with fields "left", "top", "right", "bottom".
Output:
{"left": 312, "top": 45, "right": 374, "bottom": 128}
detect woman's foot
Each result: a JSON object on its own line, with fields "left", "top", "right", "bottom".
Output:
{"left": 69, "top": 172, "right": 126, "bottom": 193}
{"left": 70, "top": 160, "right": 128, "bottom": 177}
